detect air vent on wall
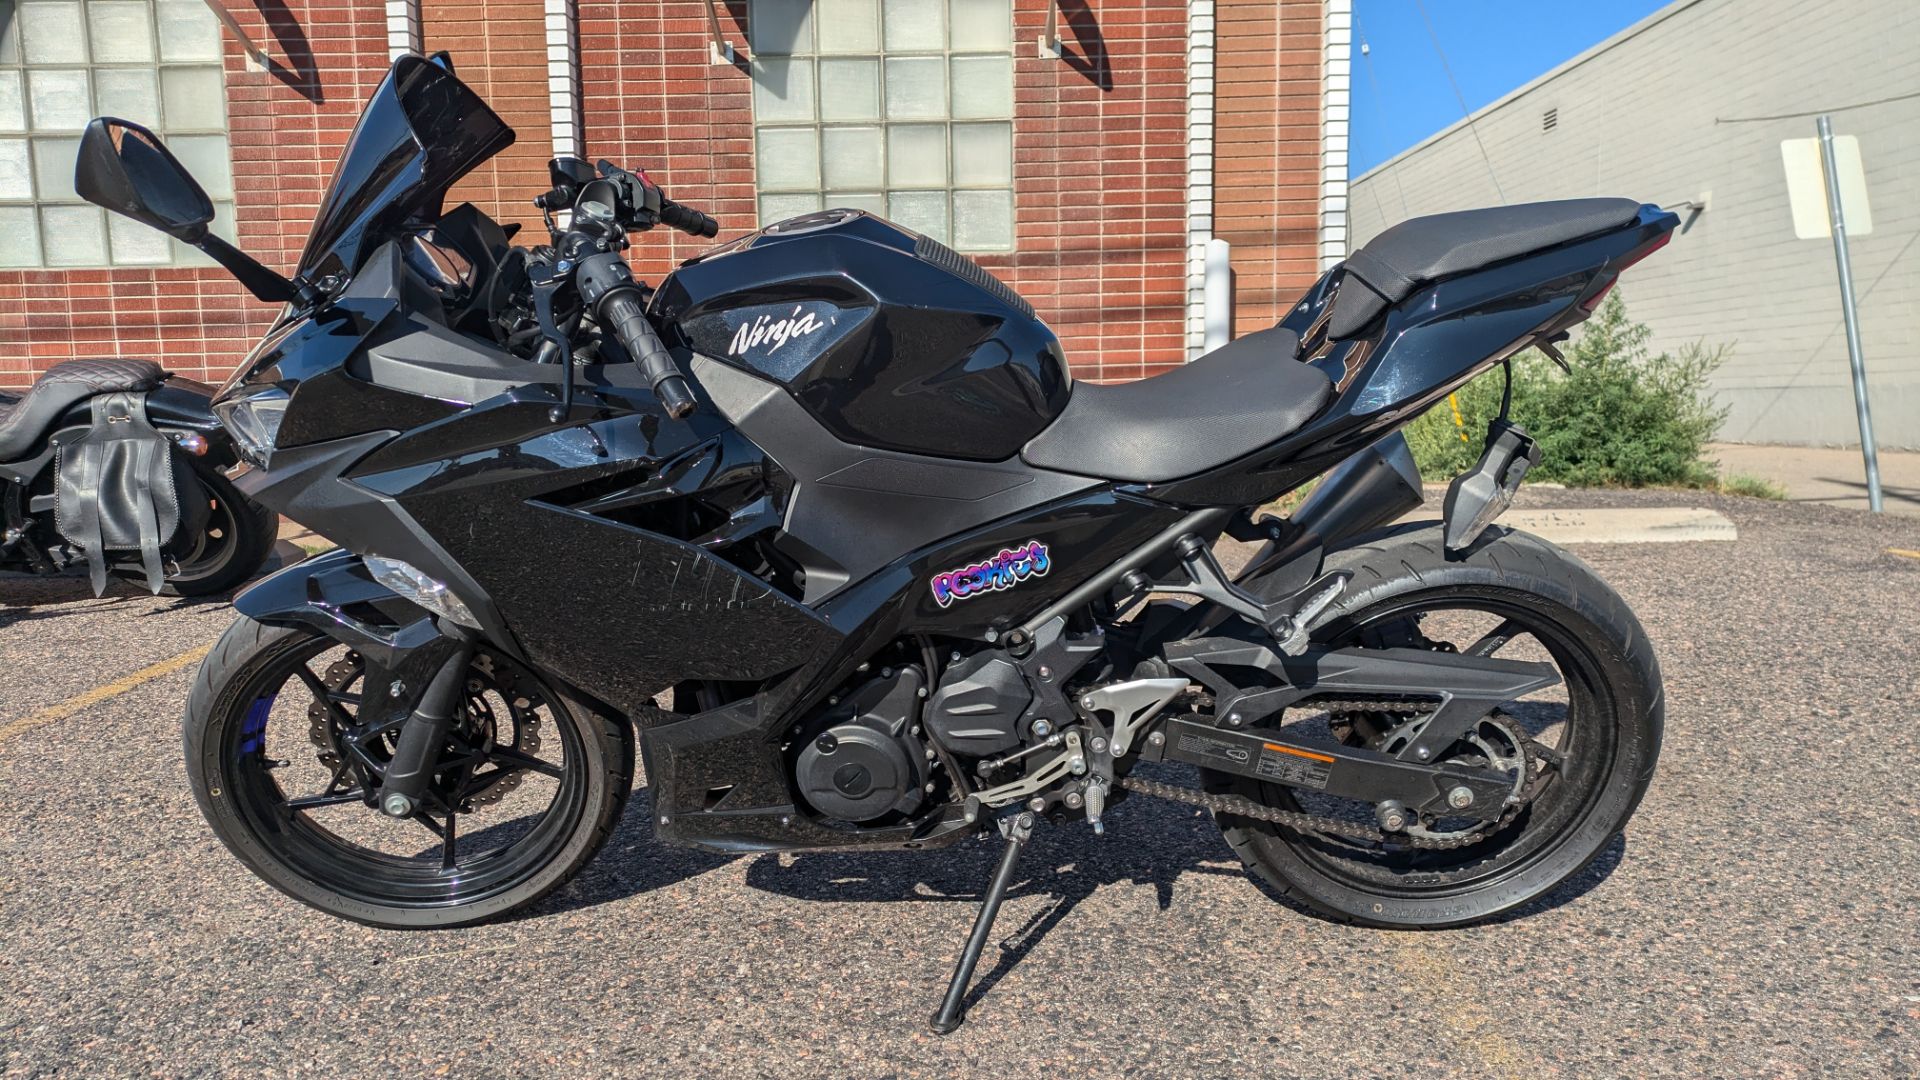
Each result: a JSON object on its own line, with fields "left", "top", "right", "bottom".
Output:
{"left": 1542, "top": 107, "right": 1559, "bottom": 132}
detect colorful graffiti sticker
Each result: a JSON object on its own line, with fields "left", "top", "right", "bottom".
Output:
{"left": 930, "top": 540, "right": 1051, "bottom": 608}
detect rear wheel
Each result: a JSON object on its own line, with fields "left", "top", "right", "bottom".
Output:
{"left": 184, "top": 616, "right": 633, "bottom": 928}
{"left": 155, "top": 467, "right": 279, "bottom": 596}
{"left": 1208, "top": 523, "right": 1662, "bottom": 928}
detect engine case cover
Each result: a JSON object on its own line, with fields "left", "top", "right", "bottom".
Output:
{"left": 925, "top": 654, "right": 1032, "bottom": 756}
{"left": 653, "top": 210, "right": 1071, "bottom": 462}
{"left": 795, "top": 665, "right": 928, "bottom": 822}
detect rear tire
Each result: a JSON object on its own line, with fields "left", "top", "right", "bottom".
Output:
{"left": 1211, "top": 522, "right": 1663, "bottom": 928}
{"left": 158, "top": 467, "right": 279, "bottom": 596}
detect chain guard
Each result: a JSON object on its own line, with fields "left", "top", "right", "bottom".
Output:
{"left": 1131, "top": 700, "right": 1548, "bottom": 851}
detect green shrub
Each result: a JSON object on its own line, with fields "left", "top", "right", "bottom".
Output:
{"left": 1405, "top": 291, "right": 1728, "bottom": 488}
{"left": 1716, "top": 473, "right": 1788, "bottom": 500}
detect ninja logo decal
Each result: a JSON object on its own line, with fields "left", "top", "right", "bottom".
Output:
{"left": 930, "top": 540, "right": 1051, "bottom": 608}
{"left": 730, "top": 305, "right": 826, "bottom": 358}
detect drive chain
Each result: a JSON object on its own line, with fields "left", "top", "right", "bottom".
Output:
{"left": 1119, "top": 696, "right": 1537, "bottom": 851}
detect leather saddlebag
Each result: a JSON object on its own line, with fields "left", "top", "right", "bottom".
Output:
{"left": 53, "top": 391, "right": 195, "bottom": 595}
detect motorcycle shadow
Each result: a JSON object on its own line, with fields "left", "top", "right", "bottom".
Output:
{"left": 0, "top": 572, "right": 228, "bottom": 625}
{"left": 532, "top": 771, "right": 1626, "bottom": 1015}
{"left": 539, "top": 764, "right": 1628, "bottom": 941}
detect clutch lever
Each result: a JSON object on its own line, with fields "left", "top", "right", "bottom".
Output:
{"left": 527, "top": 262, "right": 608, "bottom": 456}
{"left": 527, "top": 260, "right": 575, "bottom": 424}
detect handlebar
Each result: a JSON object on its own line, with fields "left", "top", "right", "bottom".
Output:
{"left": 536, "top": 157, "right": 713, "bottom": 420}
{"left": 659, "top": 199, "right": 719, "bottom": 239}
{"left": 599, "top": 288, "right": 696, "bottom": 419}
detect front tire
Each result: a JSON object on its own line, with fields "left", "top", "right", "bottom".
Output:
{"left": 1210, "top": 522, "right": 1663, "bottom": 928}
{"left": 184, "top": 616, "right": 633, "bottom": 928}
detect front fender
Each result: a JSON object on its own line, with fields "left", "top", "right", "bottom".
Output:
{"left": 234, "top": 547, "right": 446, "bottom": 668}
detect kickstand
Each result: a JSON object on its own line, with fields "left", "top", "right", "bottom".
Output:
{"left": 928, "top": 811, "right": 1035, "bottom": 1035}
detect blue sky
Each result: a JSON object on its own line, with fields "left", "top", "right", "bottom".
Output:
{"left": 1350, "top": 0, "right": 1671, "bottom": 175}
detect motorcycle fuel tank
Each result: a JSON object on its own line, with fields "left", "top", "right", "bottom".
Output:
{"left": 652, "top": 210, "right": 1071, "bottom": 462}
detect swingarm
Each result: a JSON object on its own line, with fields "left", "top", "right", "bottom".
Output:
{"left": 1063, "top": 636, "right": 1561, "bottom": 821}
{"left": 1161, "top": 635, "right": 1560, "bottom": 767}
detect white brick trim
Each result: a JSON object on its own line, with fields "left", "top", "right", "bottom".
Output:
{"left": 384, "top": 0, "right": 421, "bottom": 59}
{"left": 1185, "top": 0, "right": 1216, "bottom": 359}
{"left": 546, "top": 0, "right": 582, "bottom": 156}
{"left": 1320, "top": 0, "right": 1352, "bottom": 269}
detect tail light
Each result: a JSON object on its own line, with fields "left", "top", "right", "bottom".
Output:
{"left": 1581, "top": 231, "right": 1673, "bottom": 311}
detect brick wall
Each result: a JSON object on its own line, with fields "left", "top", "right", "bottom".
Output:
{"left": 1214, "top": 0, "right": 1324, "bottom": 336}
{"left": 422, "top": 0, "right": 555, "bottom": 238}
{"left": 0, "top": 0, "right": 394, "bottom": 389}
{"left": 579, "top": 0, "right": 1200, "bottom": 383}
{"left": 4, "top": 0, "right": 1326, "bottom": 389}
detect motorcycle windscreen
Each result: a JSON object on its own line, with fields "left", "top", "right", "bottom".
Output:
{"left": 296, "top": 54, "right": 514, "bottom": 282}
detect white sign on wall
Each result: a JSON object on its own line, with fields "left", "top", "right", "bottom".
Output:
{"left": 1781, "top": 135, "right": 1873, "bottom": 239}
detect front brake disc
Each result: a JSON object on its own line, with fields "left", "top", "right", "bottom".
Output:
{"left": 305, "top": 653, "right": 363, "bottom": 770}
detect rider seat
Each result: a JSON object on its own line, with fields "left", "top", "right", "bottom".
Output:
{"left": 1330, "top": 198, "right": 1644, "bottom": 339}
{"left": 1020, "top": 325, "right": 1331, "bottom": 483}
{"left": 0, "top": 359, "right": 167, "bottom": 460}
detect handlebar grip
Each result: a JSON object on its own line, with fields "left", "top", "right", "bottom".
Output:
{"left": 655, "top": 374, "right": 697, "bottom": 418}
{"left": 659, "top": 200, "right": 719, "bottom": 239}
{"left": 600, "top": 289, "right": 696, "bottom": 419}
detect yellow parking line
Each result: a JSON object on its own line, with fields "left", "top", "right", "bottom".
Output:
{"left": 1392, "top": 938, "right": 1528, "bottom": 1078}
{"left": 1888, "top": 548, "right": 1920, "bottom": 561}
{"left": 0, "top": 644, "right": 210, "bottom": 747}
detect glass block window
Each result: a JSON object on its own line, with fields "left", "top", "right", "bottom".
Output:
{"left": 0, "top": 0, "right": 233, "bottom": 268}
{"left": 748, "top": 0, "right": 1014, "bottom": 252}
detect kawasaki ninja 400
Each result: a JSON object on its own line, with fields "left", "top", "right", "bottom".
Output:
{"left": 78, "top": 56, "right": 1667, "bottom": 1031}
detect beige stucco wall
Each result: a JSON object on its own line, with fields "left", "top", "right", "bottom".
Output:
{"left": 1349, "top": 0, "right": 1920, "bottom": 447}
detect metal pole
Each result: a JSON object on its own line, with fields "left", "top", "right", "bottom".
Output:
{"left": 1815, "top": 114, "right": 1882, "bottom": 512}
{"left": 1203, "top": 237, "right": 1234, "bottom": 353}
{"left": 927, "top": 813, "right": 1033, "bottom": 1034}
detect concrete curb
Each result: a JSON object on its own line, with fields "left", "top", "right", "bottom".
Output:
{"left": 1398, "top": 506, "right": 1738, "bottom": 544}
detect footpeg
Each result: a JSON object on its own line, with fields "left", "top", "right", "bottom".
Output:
{"left": 1273, "top": 573, "right": 1346, "bottom": 656}
{"left": 1084, "top": 777, "right": 1107, "bottom": 835}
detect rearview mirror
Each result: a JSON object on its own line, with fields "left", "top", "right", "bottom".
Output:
{"left": 75, "top": 117, "right": 215, "bottom": 240}
{"left": 73, "top": 116, "right": 300, "bottom": 305}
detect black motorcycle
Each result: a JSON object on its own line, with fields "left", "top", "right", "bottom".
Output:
{"left": 0, "top": 359, "right": 278, "bottom": 596}
{"left": 78, "top": 56, "right": 1670, "bottom": 1031}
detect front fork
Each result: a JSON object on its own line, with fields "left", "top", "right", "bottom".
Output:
{"left": 375, "top": 627, "right": 476, "bottom": 819}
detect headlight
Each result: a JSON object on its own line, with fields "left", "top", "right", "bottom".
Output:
{"left": 364, "top": 555, "right": 481, "bottom": 628}
{"left": 211, "top": 386, "right": 290, "bottom": 467}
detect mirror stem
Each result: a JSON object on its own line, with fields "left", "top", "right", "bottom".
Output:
{"left": 193, "top": 231, "right": 301, "bottom": 305}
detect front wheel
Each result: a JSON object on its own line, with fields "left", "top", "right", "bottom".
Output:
{"left": 1208, "top": 522, "right": 1663, "bottom": 928}
{"left": 184, "top": 616, "right": 633, "bottom": 928}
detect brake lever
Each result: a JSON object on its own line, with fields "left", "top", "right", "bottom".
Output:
{"left": 527, "top": 261, "right": 580, "bottom": 426}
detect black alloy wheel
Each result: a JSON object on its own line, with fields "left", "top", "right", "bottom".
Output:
{"left": 153, "top": 466, "right": 279, "bottom": 596}
{"left": 184, "top": 616, "right": 633, "bottom": 928}
{"left": 1208, "top": 523, "right": 1662, "bottom": 928}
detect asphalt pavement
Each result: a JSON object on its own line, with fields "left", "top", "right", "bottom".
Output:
{"left": 2, "top": 489, "right": 1917, "bottom": 1078}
